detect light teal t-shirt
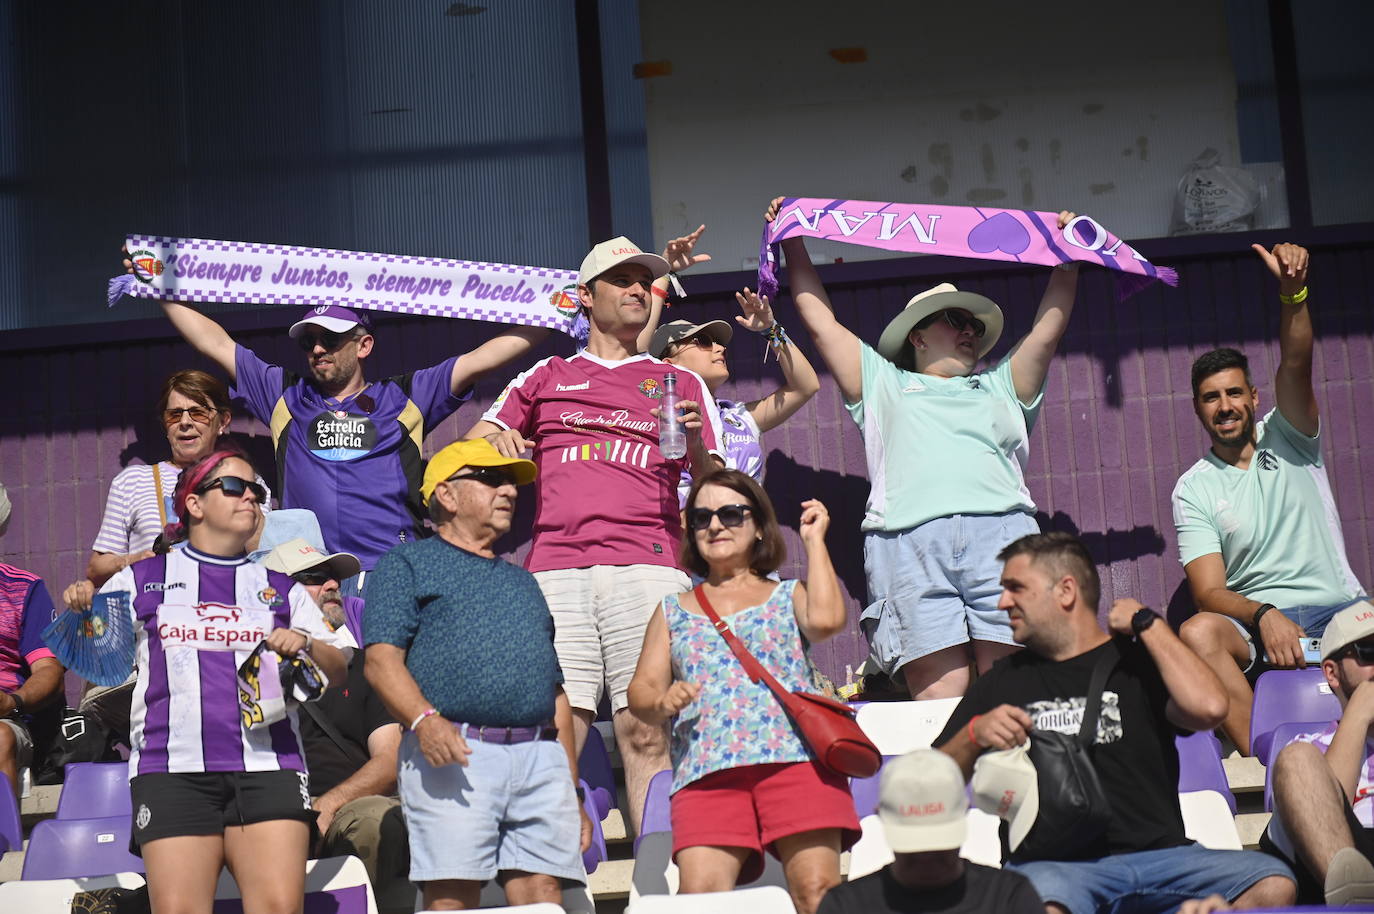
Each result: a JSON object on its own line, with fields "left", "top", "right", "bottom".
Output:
{"left": 845, "top": 342, "right": 1043, "bottom": 532}
{"left": 1171, "top": 408, "right": 1363, "bottom": 609}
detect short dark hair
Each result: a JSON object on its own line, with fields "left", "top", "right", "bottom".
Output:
{"left": 157, "top": 369, "right": 231, "bottom": 418}
{"left": 1190, "top": 348, "right": 1252, "bottom": 399}
{"left": 679, "top": 468, "right": 786, "bottom": 578}
{"left": 997, "top": 531, "right": 1101, "bottom": 611}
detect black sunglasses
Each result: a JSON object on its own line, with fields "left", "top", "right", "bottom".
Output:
{"left": 939, "top": 310, "right": 986, "bottom": 338}
{"left": 291, "top": 570, "right": 334, "bottom": 586}
{"left": 297, "top": 330, "right": 358, "bottom": 352}
{"left": 196, "top": 475, "right": 266, "bottom": 503}
{"left": 1344, "top": 639, "right": 1374, "bottom": 665}
{"left": 672, "top": 333, "right": 723, "bottom": 354}
{"left": 447, "top": 467, "right": 516, "bottom": 488}
{"left": 686, "top": 504, "right": 754, "bottom": 531}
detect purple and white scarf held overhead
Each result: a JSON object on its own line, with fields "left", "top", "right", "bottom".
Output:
{"left": 111, "top": 235, "right": 587, "bottom": 338}
{"left": 757, "top": 198, "right": 1178, "bottom": 300}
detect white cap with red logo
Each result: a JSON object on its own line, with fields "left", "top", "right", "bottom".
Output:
{"left": 1321, "top": 600, "right": 1374, "bottom": 660}
{"left": 971, "top": 742, "right": 1040, "bottom": 851}
{"left": 877, "top": 749, "right": 969, "bottom": 853}
{"left": 578, "top": 236, "right": 670, "bottom": 285}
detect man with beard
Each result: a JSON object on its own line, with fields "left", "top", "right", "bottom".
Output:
{"left": 1171, "top": 242, "right": 1368, "bottom": 754}
{"left": 146, "top": 261, "right": 547, "bottom": 591}
{"left": 262, "top": 535, "right": 412, "bottom": 914}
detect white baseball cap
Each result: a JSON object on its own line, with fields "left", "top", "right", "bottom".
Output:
{"left": 0, "top": 483, "right": 10, "bottom": 531}
{"left": 971, "top": 743, "right": 1040, "bottom": 852}
{"left": 578, "top": 237, "right": 669, "bottom": 285}
{"left": 877, "top": 749, "right": 968, "bottom": 853}
{"left": 1321, "top": 600, "right": 1374, "bottom": 660}
{"left": 262, "top": 537, "right": 361, "bottom": 582}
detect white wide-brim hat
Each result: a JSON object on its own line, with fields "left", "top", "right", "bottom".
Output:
{"left": 877, "top": 282, "right": 1004, "bottom": 364}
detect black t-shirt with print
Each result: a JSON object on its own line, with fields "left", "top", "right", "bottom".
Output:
{"left": 936, "top": 638, "right": 1188, "bottom": 858}
{"left": 817, "top": 863, "right": 1042, "bottom": 914}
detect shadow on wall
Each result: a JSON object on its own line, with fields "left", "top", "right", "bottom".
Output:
{"left": 764, "top": 450, "right": 873, "bottom": 607}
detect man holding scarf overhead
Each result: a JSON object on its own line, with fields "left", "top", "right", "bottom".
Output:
{"left": 763, "top": 197, "right": 1079, "bottom": 701}
{"left": 130, "top": 252, "right": 548, "bottom": 587}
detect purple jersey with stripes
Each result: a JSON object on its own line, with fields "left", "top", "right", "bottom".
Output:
{"left": 231, "top": 345, "right": 469, "bottom": 569}
{"left": 0, "top": 563, "right": 57, "bottom": 693}
{"left": 101, "top": 547, "right": 355, "bottom": 777}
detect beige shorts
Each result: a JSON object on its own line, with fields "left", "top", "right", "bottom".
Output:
{"left": 1, "top": 716, "right": 34, "bottom": 769}
{"left": 534, "top": 564, "right": 690, "bottom": 714}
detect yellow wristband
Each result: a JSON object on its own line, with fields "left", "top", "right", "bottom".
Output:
{"left": 1279, "top": 286, "right": 1308, "bottom": 305}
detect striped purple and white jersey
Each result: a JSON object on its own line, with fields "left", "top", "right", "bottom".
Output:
{"left": 100, "top": 546, "right": 355, "bottom": 777}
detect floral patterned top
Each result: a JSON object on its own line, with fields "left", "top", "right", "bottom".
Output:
{"left": 666, "top": 579, "right": 814, "bottom": 792}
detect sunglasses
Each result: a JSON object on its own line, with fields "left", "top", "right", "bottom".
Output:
{"left": 686, "top": 504, "right": 754, "bottom": 531}
{"left": 672, "top": 333, "right": 723, "bottom": 354}
{"left": 446, "top": 467, "right": 516, "bottom": 488}
{"left": 939, "top": 310, "right": 986, "bottom": 338}
{"left": 297, "top": 330, "right": 358, "bottom": 352}
{"left": 1344, "top": 639, "right": 1374, "bottom": 665}
{"left": 291, "top": 570, "right": 334, "bottom": 586}
{"left": 162, "top": 406, "right": 219, "bottom": 427}
{"left": 196, "top": 475, "right": 267, "bottom": 503}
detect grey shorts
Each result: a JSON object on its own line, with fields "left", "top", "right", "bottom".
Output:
{"left": 1, "top": 716, "right": 33, "bottom": 769}
{"left": 861, "top": 512, "right": 1038, "bottom": 674}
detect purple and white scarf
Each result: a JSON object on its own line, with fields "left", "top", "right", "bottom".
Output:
{"left": 758, "top": 198, "right": 1178, "bottom": 300}
{"left": 110, "top": 234, "right": 586, "bottom": 338}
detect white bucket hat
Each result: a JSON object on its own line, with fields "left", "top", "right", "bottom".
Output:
{"left": 877, "top": 282, "right": 1003, "bottom": 364}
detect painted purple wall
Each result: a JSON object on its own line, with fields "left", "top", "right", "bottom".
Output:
{"left": 2, "top": 237, "right": 1370, "bottom": 687}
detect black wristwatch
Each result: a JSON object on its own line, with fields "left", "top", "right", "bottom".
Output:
{"left": 1131, "top": 607, "right": 1158, "bottom": 638}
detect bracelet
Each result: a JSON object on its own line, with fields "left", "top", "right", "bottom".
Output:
{"left": 1250, "top": 603, "right": 1276, "bottom": 632}
{"left": 5, "top": 691, "right": 23, "bottom": 716}
{"left": 409, "top": 708, "right": 438, "bottom": 732}
{"left": 667, "top": 272, "right": 686, "bottom": 299}
{"left": 762, "top": 323, "right": 791, "bottom": 363}
{"left": 1279, "top": 286, "right": 1308, "bottom": 305}
{"left": 292, "top": 628, "right": 314, "bottom": 654}
{"left": 967, "top": 714, "right": 982, "bottom": 747}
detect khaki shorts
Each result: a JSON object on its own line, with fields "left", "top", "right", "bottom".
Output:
{"left": 535, "top": 564, "right": 690, "bottom": 714}
{"left": 1, "top": 716, "right": 33, "bottom": 769}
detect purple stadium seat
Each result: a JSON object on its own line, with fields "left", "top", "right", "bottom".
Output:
{"left": 1175, "top": 731, "right": 1236, "bottom": 813}
{"left": 850, "top": 756, "right": 895, "bottom": 819}
{"left": 0, "top": 783, "right": 20, "bottom": 854}
{"left": 580, "top": 779, "right": 605, "bottom": 875}
{"left": 56, "top": 762, "right": 131, "bottom": 820}
{"left": 636, "top": 769, "right": 673, "bottom": 853}
{"left": 579, "top": 725, "right": 616, "bottom": 820}
{"left": 1251, "top": 668, "right": 1341, "bottom": 766}
{"left": 21, "top": 815, "right": 145, "bottom": 879}
{"left": 1262, "top": 720, "right": 1334, "bottom": 812}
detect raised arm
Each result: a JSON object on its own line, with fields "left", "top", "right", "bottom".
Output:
{"left": 450, "top": 325, "right": 552, "bottom": 396}
{"left": 1006, "top": 210, "right": 1079, "bottom": 405}
{"left": 765, "top": 197, "right": 863, "bottom": 403}
{"left": 1255, "top": 242, "right": 1318, "bottom": 436}
{"left": 125, "top": 245, "right": 240, "bottom": 378}
{"left": 635, "top": 225, "right": 711, "bottom": 354}
{"left": 736, "top": 288, "right": 821, "bottom": 433}
{"left": 1108, "top": 598, "right": 1228, "bottom": 731}
{"left": 792, "top": 499, "right": 846, "bottom": 642}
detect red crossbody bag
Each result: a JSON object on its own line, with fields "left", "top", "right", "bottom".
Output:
{"left": 693, "top": 584, "right": 880, "bottom": 778}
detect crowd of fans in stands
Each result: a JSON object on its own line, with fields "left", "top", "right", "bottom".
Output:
{"left": 0, "top": 209, "right": 1368, "bottom": 914}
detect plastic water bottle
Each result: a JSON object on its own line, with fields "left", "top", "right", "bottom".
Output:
{"left": 659, "top": 372, "right": 686, "bottom": 459}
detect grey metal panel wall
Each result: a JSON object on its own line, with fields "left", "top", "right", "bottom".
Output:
{"left": 1, "top": 1, "right": 592, "bottom": 332}
{"left": 3, "top": 244, "right": 1371, "bottom": 686}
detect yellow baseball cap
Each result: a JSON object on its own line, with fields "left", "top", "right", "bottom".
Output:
{"left": 421, "top": 439, "right": 536, "bottom": 505}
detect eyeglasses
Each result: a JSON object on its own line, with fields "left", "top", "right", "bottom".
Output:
{"left": 162, "top": 406, "right": 219, "bottom": 427}
{"left": 686, "top": 504, "right": 754, "bottom": 531}
{"left": 297, "top": 330, "right": 359, "bottom": 352}
{"left": 196, "top": 475, "right": 267, "bottom": 503}
{"left": 291, "top": 570, "right": 334, "bottom": 586}
{"left": 1344, "top": 639, "right": 1374, "bottom": 665}
{"left": 939, "top": 310, "right": 986, "bottom": 338}
{"left": 446, "top": 467, "right": 516, "bottom": 488}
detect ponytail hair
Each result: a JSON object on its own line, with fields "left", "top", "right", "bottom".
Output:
{"left": 163, "top": 445, "right": 251, "bottom": 545}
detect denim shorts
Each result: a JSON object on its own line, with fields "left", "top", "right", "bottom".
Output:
{"left": 397, "top": 728, "right": 584, "bottom": 884}
{"left": 1008, "top": 843, "right": 1293, "bottom": 914}
{"left": 860, "top": 512, "right": 1038, "bottom": 674}
{"left": 1223, "top": 595, "right": 1371, "bottom": 672}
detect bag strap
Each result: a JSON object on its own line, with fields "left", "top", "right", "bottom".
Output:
{"left": 298, "top": 698, "right": 370, "bottom": 773}
{"left": 152, "top": 464, "right": 167, "bottom": 530}
{"left": 1076, "top": 639, "right": 1122, "bottom": 748}
{"left": 693, "top": 585, "right": 795, "bottom": 705}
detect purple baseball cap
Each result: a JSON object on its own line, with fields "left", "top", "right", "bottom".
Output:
{"left": 288, "top": 304, "right": 374, "bottom": 339}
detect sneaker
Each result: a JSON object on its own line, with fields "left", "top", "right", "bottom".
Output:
{"left": 1325, "top": 846, "right": 1374, "bottom": 906}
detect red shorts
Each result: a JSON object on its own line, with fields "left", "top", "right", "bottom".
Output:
{"left": 670, "top": 761, "right": 861, "bottom": 884}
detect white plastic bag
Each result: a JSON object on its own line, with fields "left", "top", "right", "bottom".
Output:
{"left": 1171, "top": 148, "right": 1261, "bottom": 235}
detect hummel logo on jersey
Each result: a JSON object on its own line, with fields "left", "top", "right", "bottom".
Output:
{"left": 556, "top": 381, "right": 591, "bottom": 392}
{"left": 1257, "top": 450, "right": 1279, "bottom": 471}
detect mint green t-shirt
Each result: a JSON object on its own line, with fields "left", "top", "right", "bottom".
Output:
{"left": 845, "top": 342, "right": 1043, "bottom": 532}
{"left": 1170, "top": 408, "right": 1363, "bottom": 609}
